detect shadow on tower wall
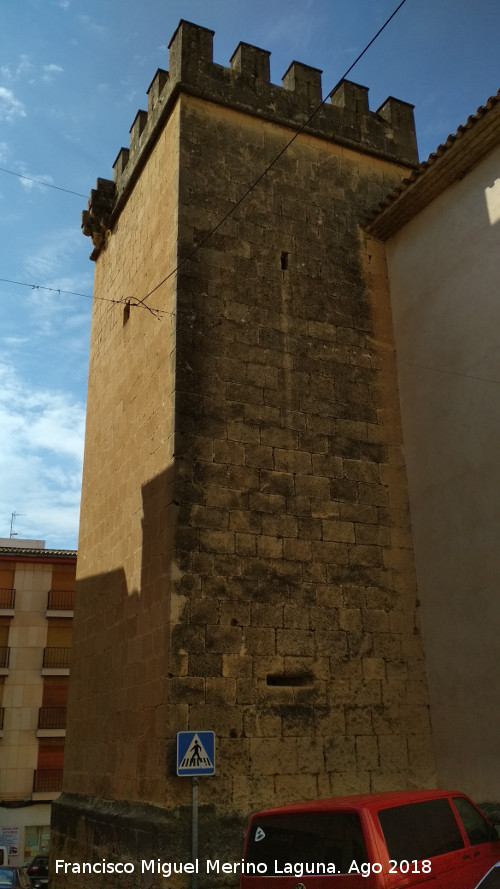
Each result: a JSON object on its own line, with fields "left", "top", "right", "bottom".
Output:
{"left": 50, "top": 464, "right": 241, "bottom": 887}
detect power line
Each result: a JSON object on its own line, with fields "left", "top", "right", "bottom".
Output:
{"left": 0, "top": 277, "right": 94, "bottom": 301}
{"left": 0, "top": 277, "right": 172, "bottom": 317}
{"left": 0, "top": 166, "right": 87, "bottom": 198}
{"left": 399, "top": 360, "right": 500, "bottom": 386}
{"left": 135, "top": 0, "right": 409, "bottom": 308}
{"left": 3, "top": 283, "right": 494, "bottom": 386}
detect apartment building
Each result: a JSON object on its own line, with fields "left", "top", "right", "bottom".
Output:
{"left": 0, "top": 538, "right": 76, "bottom": 865}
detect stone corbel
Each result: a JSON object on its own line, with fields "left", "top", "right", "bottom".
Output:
{"left": 81, "top": 178, "right": 116, "bottom": 261}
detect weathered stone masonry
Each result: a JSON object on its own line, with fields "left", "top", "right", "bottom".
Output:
{"left": 53, "top": 20, "right": 436, "bottom": 887}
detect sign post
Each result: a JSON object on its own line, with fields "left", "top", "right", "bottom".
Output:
{"left": 176, "top": 731, "right": 216, "bottom": 889}
{"left": 192, "top": 777, "right": 198, "bottom": 888}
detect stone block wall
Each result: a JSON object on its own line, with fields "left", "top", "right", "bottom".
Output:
{"left": 169, "top": 94, "right": 435, "bottom": 811}
{"left": 53, "top": 20, "right": 435, "bottom": 888}
{"left": 61, "top": 104, "right": 180, "bottom": 811}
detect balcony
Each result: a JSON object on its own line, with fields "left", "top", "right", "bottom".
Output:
{"left": 0, "top": 646, "right": 10, "bottom": 672}
{"left": 47, "top": 589, "right": 74, "bottom": 615}
{"left": 0, "top": 587, "right": 15, "bottom": 614}
{"left": 38, "top": 706, "right": 67, "bottom": 728}
{"left": 41, "top": 647, "right": 71, "bottom": 675}
{"left": 33, "top": 769, "right": 63, "bottom": 793}
{"left": 37, "top": 707, "right": 67, "bottom": 737}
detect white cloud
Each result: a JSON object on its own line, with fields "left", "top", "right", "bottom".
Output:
{"left": 259, "top": 1, "right": 323, "bottom": 54}
{"left": 0, "top": 141, "right": 9, "bottom": 163}
{"left": 0, "top": 55, "right": 32, "bottom": 81}
{"left": 42, "top": 63, "right": 64, "bottom": 83}
{"left": 25, "top": 397, "right": 84, "bottom": 460}
{"left": 0, "top": 364, "right": 85, "bottom": 458}
{"left": 1, "top": 55, "right": 63, "bottom": 91}
{"left": 78, "top": 15, "right": 106, "bottom": 37}
{"left": 0, "top": 362, "right": 85, "bottom": 547}
{"left": 14, "top": 229, "right": 93, "bottom": 352}
{"left": 2, "top": 336, "right": 30, "bottom": 347}
{"left": 0, "top": 87, "right": 26, "bottom": 121}
{"left": 23, "top": 227, "right": 80, "bottom": 280}
{"left": 45, "top": 107, "right": 66, "bottom": 120}
{"left": 17, "top": 168, "right": 55, "bottom": 192}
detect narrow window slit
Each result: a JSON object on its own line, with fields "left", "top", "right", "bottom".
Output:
{"left": 280, "top": 251, "right": 289, "bottom": 270}
{"left": 266, "top": 671, "right": 314, "bottom": 687}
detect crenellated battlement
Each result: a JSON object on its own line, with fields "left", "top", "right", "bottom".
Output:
{"left": 83, "top": 19, "right": 418, "bottom": 254}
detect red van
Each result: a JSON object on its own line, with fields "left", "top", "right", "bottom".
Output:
{"left": 241, "top": 790, "right": 500, "bottom": 889}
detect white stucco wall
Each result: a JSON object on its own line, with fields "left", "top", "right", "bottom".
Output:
{"left": 0, "top": 805, "right": 51, "bottom": 866}
{"left": 385, "top": 145, "right": 500, "bottom": 802}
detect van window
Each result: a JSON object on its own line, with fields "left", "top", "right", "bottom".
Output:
{"left": 245, "top": 812, "right": 368, "bottom": 875}
{"left": 453, "top": 796, "right": 494, "bottom": 845}
{"left": 378, "top": 798, "right": 464, "bottom": 861}
{"left": 477, "top": 865, "right": 500, "bottom": 888}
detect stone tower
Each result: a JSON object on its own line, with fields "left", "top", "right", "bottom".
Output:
{"left": 52, "top": 20, "right": 435, "bottom": 886}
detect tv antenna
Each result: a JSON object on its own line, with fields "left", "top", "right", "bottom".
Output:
{"left": 10, "top": 512, "right": 24, "bottom": 538}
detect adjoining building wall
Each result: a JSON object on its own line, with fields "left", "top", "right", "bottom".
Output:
{"left": 1, "top": 561, "right": 51, "bottom": 805}
{"left": 0, "top": 543, "right": 76, "bottom": 865}
{"left": 0, "top": 805, "right": 51, "bottom": 866}
{"left": 53, "top": 21, "right": 435, "bottom": 886}
{"left": 379, "top": 144, "right": 500, "bottom": 802}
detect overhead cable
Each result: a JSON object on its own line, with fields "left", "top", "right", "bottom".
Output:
{"left": 0, "top": 277, "right": 172, "bottom": 317}
{"left": 0, "top": 166, "right": 87, "bottom": 198}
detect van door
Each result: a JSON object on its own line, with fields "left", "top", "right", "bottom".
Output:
{"left": 451, "top": 796, "right": 500, "bottom": 887}
{"left": 377, "top": 797, "right": 467, "bottom": 889}
{"left": 243, "top": 810, "right": 381, "bottom": 889}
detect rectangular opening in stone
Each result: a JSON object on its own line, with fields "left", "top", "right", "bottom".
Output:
{"left": 266, "top": 671, "right": 314, "bottom": 687}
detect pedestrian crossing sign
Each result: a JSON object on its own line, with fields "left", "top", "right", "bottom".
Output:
{"left": 176, "top": 731, "right": 216, "bottom": 776}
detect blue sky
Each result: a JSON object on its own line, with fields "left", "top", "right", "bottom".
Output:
{"left": 1, "top": 0, "right": 499, "bottom": 549}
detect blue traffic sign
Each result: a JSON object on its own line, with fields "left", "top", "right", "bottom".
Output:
{"left": 177, "top": 731, "right": 215, "bottom": 776}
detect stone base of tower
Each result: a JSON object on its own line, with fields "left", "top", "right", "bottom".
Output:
{"left": 51, "top": 793, "right": 245, "bottom": 889}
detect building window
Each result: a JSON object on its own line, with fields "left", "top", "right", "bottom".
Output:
{"left": 24, "top": 826, "right": 50, "bottom": 859}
